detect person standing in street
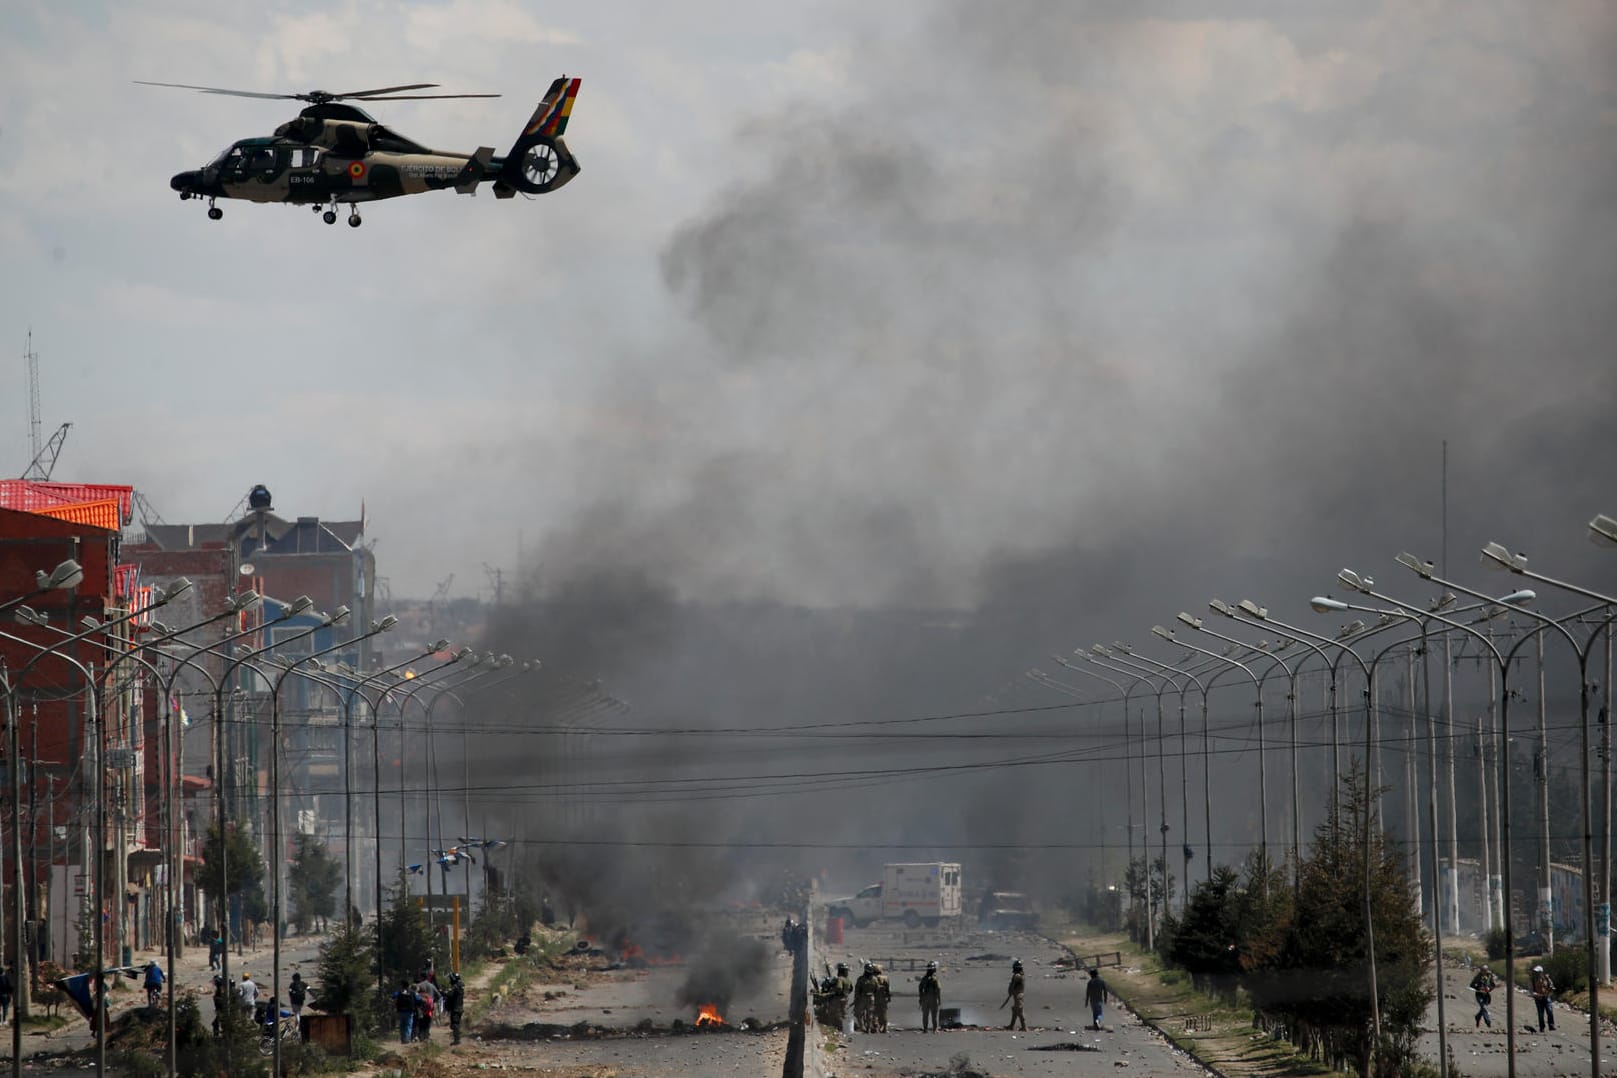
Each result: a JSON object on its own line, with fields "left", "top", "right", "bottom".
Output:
{"left": 1530, "top": 965, "right": 1556, "bottom": 1032}
{"left": 853, "top": 963, "right": 878, "bottom": 1034}
{"left": 414, "top": 973, "right": 441, "bottom": 1041}
{"left": 237, "top": 971, "right": 258, "bottom": 1017}
{"left": 918, "top": 961, "right": 941, "bottom": 1032}
{"left": 0, "top": 962, "right": 13, "bottom": 1026}
{"left": 1085, "top": 968, "right": 1109, "bottom": 1030}
{"left": 393, "top": 980, "right": 417, "bottom": 1044}
{"left": 445, "top": 971, "right": 466, "bottom": 1045}
{"left": 1469, "top": 965, "right": 1496, "bottom": 1029}
{"left": 288, "top": 972, "right": 308, "bottom": 1018}
{"left": 872, "top": 963, "right": 891, "bottom": 1032}
{"left": 1002, "top": 959, "right": 1027, "bottom": 1031}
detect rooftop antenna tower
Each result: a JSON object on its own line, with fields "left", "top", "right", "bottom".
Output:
{"left": 24, "top": 329, "right": 41, "bottom": 465}
{"left": 19, "top": 330, "right": 70, "bottom": 481}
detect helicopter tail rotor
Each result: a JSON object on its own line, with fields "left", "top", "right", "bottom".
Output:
{"left": 498, "top": 77, "right": 581, "bottom": 195}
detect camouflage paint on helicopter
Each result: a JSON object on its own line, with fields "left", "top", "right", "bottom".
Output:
{"left": 160, "top": 76, "right": 580, "bottom": 226}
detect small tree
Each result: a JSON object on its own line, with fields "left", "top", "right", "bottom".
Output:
{"left": 376, "top": 871, "right": 444, "bottom": 987}
{"left": 1247, "top": 767, "right": 1432, "bottom": 1075}
{"left": 196, "top": 823, "right": 265, "bottom": 908}
{"left": 313, "top": 922, "right": 375, "bottom": 1021}
{"left": 1168, "top": 866, "right": 1244, "bottom": 1000}
{"left": 287, "top": 834, "right": 341, "bottom": 934}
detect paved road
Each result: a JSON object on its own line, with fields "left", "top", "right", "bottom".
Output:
{"left": 1418, "top": 955, "right": 1617, "bottom": 1077}
{"left": 816, "top": 921, "right": 1212, "bottom": 1077}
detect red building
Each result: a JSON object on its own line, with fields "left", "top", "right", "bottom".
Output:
{"left": 0, "top": 485, "right": 139, "bottom": 970}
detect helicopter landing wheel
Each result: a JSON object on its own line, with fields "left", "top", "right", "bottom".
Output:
{"left": 312, "top": 204, "right": 323, "bottom": 214}
{"left": 323, "top": 210, "right": 337, "bottom": 225}
{"left": 207, "top": 206, "right": 223, "bottom": 221}
{"left": 347, "top": 213, "right": 362, "bottom": 228}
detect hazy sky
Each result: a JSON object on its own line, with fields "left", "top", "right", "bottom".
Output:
{"left": 3, "top": 1, "right": 1613, "bottom": 616}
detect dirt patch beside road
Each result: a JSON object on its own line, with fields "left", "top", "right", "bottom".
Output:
{"left": 1055, "top": 925, "right": 1332, "bottom": 1078}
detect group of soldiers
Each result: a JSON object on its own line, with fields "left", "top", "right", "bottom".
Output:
{"left": 813, "top": 957, "right": 1106, "bottom": 1035}
{"left": 813, "top": 961, "right": 894, "bottom": 1033}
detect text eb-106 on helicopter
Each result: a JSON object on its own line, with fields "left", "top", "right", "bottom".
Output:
{"left": 140, "top": 77, "right": 581, "bottom": 227}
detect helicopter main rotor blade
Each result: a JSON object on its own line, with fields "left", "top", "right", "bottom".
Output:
{"left": 331, "top": 83, "right": 441, "bottom": 98}
{"left": 348, "top": 93, "right": 502, "bottom": 100}
{"left": 133, "top": 80, "right": 296, "bottom": 100}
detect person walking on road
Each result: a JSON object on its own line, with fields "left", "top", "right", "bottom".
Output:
{"left": 1530, "top": 965, "right": 1556, "bottom": 1032}
{"left": 414, "top": 974, "right": 440, "bottom": 1041}
{"left": 1002, "top": 959, "right": 1027, "bottom": 1031}
{"left": 1085, "top": 968, "right": 1109, "bottom": 1030}
{"left": 237, "top": 971, "right": 258, "bottom": 1017}
{"left": 288, "top": 972, "right": 308, "bottom": 1017}
{"left": 1469, "top": 965, "right": 1497, "bottom": 1028}
{"left": 393, "top": 980, "right": 417, "bottom": 1044}
{"left": 918, "top": 961, "right": 941, "bottom": 1032}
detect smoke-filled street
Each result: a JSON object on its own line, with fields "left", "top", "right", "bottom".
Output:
{"left": 3, "top": 3, "right": 1617, "bottom": 1077}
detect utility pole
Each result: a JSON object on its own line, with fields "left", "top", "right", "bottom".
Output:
{"left": 1443, "top": 634, "right": 1461, "bottom": 936}
{"left": 1537, "top": 631, "right": 1553, "bottom": 955}
{"left": 1407, "top": 647, "right": 1423, "bottom": 915}
{"left": 1601, "top": 632, "right": 1612, "bottom": 984}
{"left": 1478, "top": 718, "right": 1493, "bottom": 931}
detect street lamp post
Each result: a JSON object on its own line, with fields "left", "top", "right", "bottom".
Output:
{"left": 205, "top": 594, "right": 315, "bottom": 1047}
{"left": 1152, "top": 625, "right": 1270, "bottom": 888}
{"left": 1090, "top": 646, "right": 1208, "bottom": 921}
{"left": 1394, "top": 546, "right": 1617, "bottom": 1078}
{"left": 0, "top": 560, "right": 84, "bottom": 619}
{"left": 330, "top": 645, "right": 446, "bottom": 927}
{"left": 1319, "top": 575, "right": 1546, "bottom": 1078}
{"left": 1047, "top": 658, "right": 1137, "bottom": 900}
{"left": 1219, "top": 598, "right": 1383, "bottom": 1061}
{"left": 1, "top": 576, "right": 191, "bottom": 1077}
{"left": 1084, "top": 651, "right": 1166, "bottom": 948}
{"left": 29, "top": 599, "right": 260, "bottom": 1078}
{"left": 1122, "top": 643, "right": 1216, "bottom": 900}
{"left": 265, "top": 613, "right": 392, "bottom": 1078}
{"left": 0, "top": 555, "right": 81, "bottom": 1072}
{"left": 370, "top": 653, "right": 469, "bottom": 998}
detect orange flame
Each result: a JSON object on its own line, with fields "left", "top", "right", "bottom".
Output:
{"left": 695, "top": 1004, "right": 724, "bottom": 1027}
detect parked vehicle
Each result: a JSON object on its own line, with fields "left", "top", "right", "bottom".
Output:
{"left": 827, "top": 863, "right": 963, "bottom": 929}
{"left": 978, "top": 890, "right": 1039, "bottom": 931}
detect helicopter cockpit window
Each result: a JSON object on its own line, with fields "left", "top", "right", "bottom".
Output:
{"left": 294, "top": 147, "right": 321, "bottom": 168}
{"left": 245, "top": 146, "right": 277, "bottom": 171}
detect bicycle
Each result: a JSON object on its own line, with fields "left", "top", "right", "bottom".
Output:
{"left": 145, "top": 984, "right": 163, "bottom": 1009}
{"left": 257, "top": 1010, "right": 299, "bottom": 1057}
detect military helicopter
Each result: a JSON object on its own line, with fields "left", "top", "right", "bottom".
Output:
{"left": 139, "top": 76, "right": 581, "bottom": 226}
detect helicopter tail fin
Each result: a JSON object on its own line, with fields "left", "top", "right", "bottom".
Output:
{"left": 498, "top": 76, "right": 581, "bottom": 195}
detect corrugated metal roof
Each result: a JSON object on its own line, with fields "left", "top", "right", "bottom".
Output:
{"left": 0, "top": 480, "right": 133, "bottom": 524}
{"left": 32, "top": 497, "right": 123, "bottom": 531}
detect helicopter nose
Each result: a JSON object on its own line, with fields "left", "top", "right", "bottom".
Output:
{"left": 170, "top": 170, "right": 201, "bottom": 193}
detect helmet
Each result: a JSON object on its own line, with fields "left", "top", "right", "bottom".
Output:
{"left": 871, "top": 963, "right": 883, "bottom": 975}
{"left": 1533, "top": 965, "right": 1544, "bottom": 972}
{"left": 836, "top": 963, "right": 849, "bottom": 975}
{"left": 450, "top": 972, "right": 462, "bottom": 984}
{"left": 864, "top": 962, "right": 875, "bottom": 975}
{"left": 927, "top": 961, "right": 938, "bottom": 972}
{"left": 1012, "top": 959, "right": 1023, "bottom": 972}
